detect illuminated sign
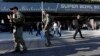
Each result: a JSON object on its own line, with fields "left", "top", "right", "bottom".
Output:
{"left": 0, "top": 2, "right": 100, "bottom": 13}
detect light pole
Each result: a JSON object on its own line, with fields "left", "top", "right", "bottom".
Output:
{"left": 41, "top": 1, "right": 43, "bottom": 22}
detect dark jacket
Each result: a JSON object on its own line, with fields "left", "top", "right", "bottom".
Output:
{"left": 13, "top": 11, "right": 25, "bottom": 27}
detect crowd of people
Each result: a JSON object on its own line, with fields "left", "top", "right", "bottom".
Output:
{"left": 6, "top": 6, "right": 86, "bottom": 53}
{"left": 6, "top": 6, "right": 63, "bottom": 53}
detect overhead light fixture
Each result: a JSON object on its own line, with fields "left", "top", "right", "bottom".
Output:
{"left": 91, "top": 0, "right": 100, "bottom": 2}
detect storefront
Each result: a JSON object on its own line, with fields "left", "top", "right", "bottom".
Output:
{"left": 0, "top": 2, "right": 100, "bottom": 31}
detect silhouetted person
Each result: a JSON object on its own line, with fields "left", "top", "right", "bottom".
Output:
{"left": 7, "top": 6, "right": 27, "bottom": 53}
{"left": 36, "top": 22, "right": 43, "bottom": 36}
{"left": 57, "top": 21, "right": 61, "bottom": 37}
{"left": 42, "top": 10, "right": 53, "bottom": 47}
{"left": 29, "top": 24, "right": 33, "bottom": 35}
{"left": 52, "top": 21, "right": 58, "bottom": 36}
{"left": 73, "top": 15, "right": 84, "bottom": 39}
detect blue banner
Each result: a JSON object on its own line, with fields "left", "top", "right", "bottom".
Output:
{"left": 0, "top": 2, "right": 41, "bottom": 12}
{"left": 0, "top": 2, "right": 100, "bottom": 13}
{"left": 59, "top": 3, "right": 100, "bottom": 13}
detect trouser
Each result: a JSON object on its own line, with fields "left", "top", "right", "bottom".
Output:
{"left": 57, "top": 28, "right": 61, "bottom": 37}
{"left": 53, "top": 28, "right": 57, "bottom": 35}
{"left": 53, "top": 28, "right": 61, "bottom": 37}
{"left": 73, "top": 27, "right": 83, "bottom": 38}
{"left": 45, "top": 24, "right": 52, "bottom": 46}
{"left": 13, "top": 27, "right": 27, "bottom": 50}
{"left": 36, "top": 29, "right": 41, "bottom": 36}
{"left": 29, "top": 29, "right": 33, "bottom": 34}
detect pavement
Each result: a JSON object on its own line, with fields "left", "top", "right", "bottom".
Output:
{"left": 0, "top": 30, "right": 100, "bottom": 56}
